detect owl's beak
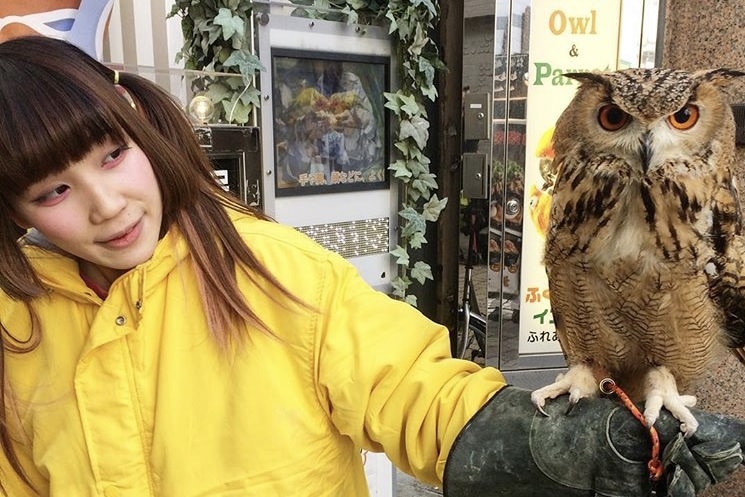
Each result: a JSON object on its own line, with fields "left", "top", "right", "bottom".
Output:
{"left": 639, "top": 131, "right": 652, "bottom": 173}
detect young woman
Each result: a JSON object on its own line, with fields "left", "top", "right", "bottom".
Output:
{"left": 0, "top": 36, "right": 740, "bottom": 497}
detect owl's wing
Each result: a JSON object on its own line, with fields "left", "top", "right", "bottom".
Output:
{"left": 707, "top": 180, "right": 745, "bottom": 364}
{"left": 542, "top": 156, "right": 574, "bottom": 361}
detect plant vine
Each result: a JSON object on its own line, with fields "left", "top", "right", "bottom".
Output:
{"left": 170, "top": 0, "right": 447, "bottom": 306}
{"left": 168, "top": 0, "right": 263, "bottom": 124}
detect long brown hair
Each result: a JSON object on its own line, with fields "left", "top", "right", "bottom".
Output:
{"left": 0, "top": 36, "right": 300, "bottom": 491}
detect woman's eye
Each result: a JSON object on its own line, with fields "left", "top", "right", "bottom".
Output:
{"left": 103, "top": 145, "right": 131, "bottom": 165}
{"left": 597, "top": 104, "right": 630, "bottom": 131}
{"left": 34, "top": 185, "right": 70, "bottom": 205}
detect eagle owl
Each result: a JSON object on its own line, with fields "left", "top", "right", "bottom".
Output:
{"left": 531, "top": 68, "right": 745, "bottom": 435}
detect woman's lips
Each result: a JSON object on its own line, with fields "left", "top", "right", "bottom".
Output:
{"left": 101, "top": 220, "right": 142, "bottom": 248}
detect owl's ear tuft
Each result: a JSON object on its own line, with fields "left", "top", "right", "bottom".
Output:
{"left": 563, "top": 72, "right": 611, "bottom": 90}
{"left": 694, "top": 68, "right": 745, "bottom": 87}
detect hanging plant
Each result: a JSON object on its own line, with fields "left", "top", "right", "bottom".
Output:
{"left": 170, "top": 0, "right": 446, "bottom": 306}
{"left": 387, "top": 2, "right": 448, "bottom": 304}
{"left": 168, "top": 0, "right": 264, "bottom": 124}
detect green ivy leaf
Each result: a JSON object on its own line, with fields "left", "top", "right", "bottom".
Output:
{"left": 385, "top": 12, "right": 398, "bottom": 33}
{"left": 168, "top": 3, "right": 182, "bottom": 17}
{"left": 406, "top": 145, "right": 423, "bottom": 161}
{"left": 389, "top": 159, "right": 413, "bottom": 181}
{"left": 204, "top": 81, "right": 232, "bottom": 102}
{"left": 420, "top": 83, "right": 438, "bottom": 101}
{"left": 190, "top": 4, "right": 207, "bottom": 23}
{"left": 422, "top": 194, "right": 448, "bottom": 222}
{"left": 239, "top": 86, "right": 262, "bottom": 109}
{"left": 412, "top": 173, "right": 438, "bottom": 196}
{"left": 408, "top": 231, "right": 427, "bottom": 249}
{"left": 399, "top": 117, "right": 429, "bottom": 149}
{"left": 404, "top": 294, "right": 418, "bottom": 306}
{"left": 391, "top": 276, "right": 411, "bottom": 298}
{"left": 394, "top": 140, "right": 411, "bottom": 156}
{"left": 408, "top": 23, "right": 427, "bottom": 56}
{"left": 412, "top": 0, "right": 437, "bottom": 17}
{"left": 223, "top": 49, "right": 264, "bottom": 77}
{"left": 411, "top": 261, "right": 433, "bottom": 285}
{"left": 395, "top": 15, "right": 412, "bottom": 39}
{"left": 407, "top": 188, "right": 422, "bottom": 203}
{"left": 384, "top": 92, "right": 402, "bottom": 115}
{"left": 417, "top": 56, "right": 435, "bottom": 87}
{"left": 406, "top": 158, "right": 429, "bottom": 176}
{"left": 221, "top": 96, "right": 250, "bottom": 124}
{"left": 401, "top": 215, "right": 426, "bottom": 238}
{"left": 399, "top": 93, "right": 421, "bottom": 117}
{"left": 390, "top": 245, "right": 410, "bottom": 265}
{"left": 224, "top": 75, "right": 246, "bottom": 89}
{"left": 399, "top": 205, "right": 422, "bottom": 223}
{"left": 416, "top": 171, "right": 438, "bottom": 186}
{"left": 338, "top": 6, "right": 358, "bottom": 24}
{"left": 207, "top": 24, "right": 222, "bottom": 45}
{"left": 214, "top": 8, "right": 244, "bottom": 40}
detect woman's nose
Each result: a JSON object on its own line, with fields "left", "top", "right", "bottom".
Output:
{"left": 87, "top": 182, "right": 127, "bottom": 224}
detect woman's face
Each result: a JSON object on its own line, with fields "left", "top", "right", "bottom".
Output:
{"left": 11, "top": 137, "right": 163, "bottom": 280}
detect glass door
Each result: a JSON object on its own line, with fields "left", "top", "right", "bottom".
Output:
{"left": 459, "top": 0, "right": 662, "bottom": 386}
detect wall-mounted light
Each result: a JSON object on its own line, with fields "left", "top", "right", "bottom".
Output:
{"left": 189, "top": 94, "right": 215, "bottom": 125}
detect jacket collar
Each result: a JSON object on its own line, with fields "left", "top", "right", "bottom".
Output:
{"left": 21, "top": 226, "right": 189, "bottom": 303}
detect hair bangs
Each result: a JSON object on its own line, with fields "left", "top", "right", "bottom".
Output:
{"left": 0, "top": 63, "right": 128, "bottom": 198}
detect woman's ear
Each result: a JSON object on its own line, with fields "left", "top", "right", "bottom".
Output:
{"left": 9, "top": 213, "right": 30, "bottom": 231}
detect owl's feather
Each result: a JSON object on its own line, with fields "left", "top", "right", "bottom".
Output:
{"left": 533, "top": 68, "right": 745, "bottom": 434}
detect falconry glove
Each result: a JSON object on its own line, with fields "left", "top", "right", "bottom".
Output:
{"left": 443, "top": 386, "right": 744, "bottom": 497}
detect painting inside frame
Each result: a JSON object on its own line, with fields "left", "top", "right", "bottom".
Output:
{"left": 271, "top": 49, "right": 390, "bottom": 196}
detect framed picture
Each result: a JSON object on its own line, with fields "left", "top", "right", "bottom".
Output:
{"left": 271, "top": 48, "right": 390, "bottom": 196}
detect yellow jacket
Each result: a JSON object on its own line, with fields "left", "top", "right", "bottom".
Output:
{"left": 0, "top": 213, "right": 507, "bottom": 496}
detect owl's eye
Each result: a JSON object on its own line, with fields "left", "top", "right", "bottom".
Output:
{"left": 597, "top": 104, "right": 630, "bottom": 131}
{"left": 668, "top": 104, "right": 699, "bottom": 130}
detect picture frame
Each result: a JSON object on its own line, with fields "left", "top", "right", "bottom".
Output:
{"left": 271, "top": 48, "right": 390, "bottom": 196}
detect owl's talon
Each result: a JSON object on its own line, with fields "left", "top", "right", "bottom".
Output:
{"left": 532, "top": 364, "right": 598, "bottom": 416}
{"left": 565, "top": 398, "right": 580, "bottom": 415}
{"left": 568, "top": 387, "right": 587, "bottom": 405}
{"left": 644, "top": 367, "right": 700, "bottom": 436}
{"left": 531, "top": 391, "right": 551, "bottom": 417}
{"left": 644, "top": 411, "right": 659, "bottom": 428}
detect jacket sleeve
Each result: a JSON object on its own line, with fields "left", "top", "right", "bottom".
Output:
{"left": 313, "top": 253, "right": 508, "bottom": 485}
{"left": 0, "top": 305, "right": 49, "bottom": 496}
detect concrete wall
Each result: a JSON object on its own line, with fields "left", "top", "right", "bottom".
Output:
{"left": 663, "top": 1, "right": 745, "bottom": 495}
